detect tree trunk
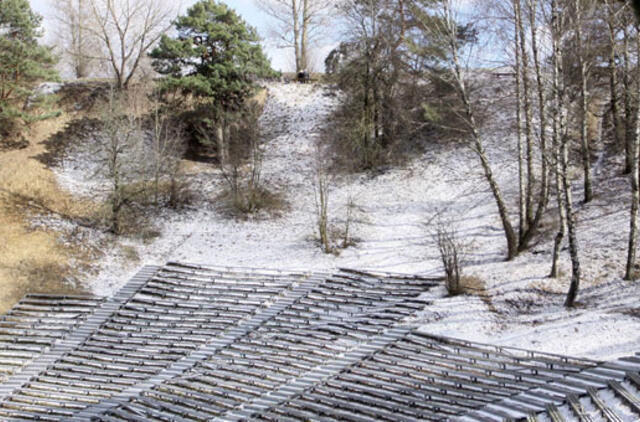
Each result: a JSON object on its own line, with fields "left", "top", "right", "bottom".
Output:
{"left": 515, "top": 0, "right": 535, "bottom": 226}
{"left": 450, "top": 37, "right": 518, "bottom": 260}
{"left": 623, "top": 16, "right": 633, "bottom": 173}
{"left": 519, "top": 0, "right": 550, "bottom": 249}
{"left": 300, "top": 0, "right": 309, "bottom": 71}
{"left": 624, "top": 28, "right": 640, "bottom": 280}
{"left": 292, "top": 0, "right": 301, "bottom": 72}
{"left": 550, "top": 0, "right": 566, "bottom": 278}
{"left": 513, "top": 0, "right": 527, "bottom": 243}
{"left": 217, "top": 124, "right": 227, "bottom": 165}
{"left": 75, "top": 0, "right": 90, "bottom": 78}
{"left": 563, "top": 133, "right": 581, "bottom": 306}
{"left": 624, "top": 103, "right": 639, "bottom": 280}
{"left": 606, "top": 0, "right": 624, "bottom": 170}
{"left": 474, "top": 131, "right": 519, "bottom": 260}
{"left": 575, "top": 0, "right": 592, "bottom": 203}
{"left": 550, "top": 138, "right": 567, "bottom": 278}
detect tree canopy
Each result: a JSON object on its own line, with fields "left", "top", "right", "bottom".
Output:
{"left": 150, "top": 0, "right": 275, "bottom": 116}
{"left": 0, "top": 0, "right": 59, "bottom": 139}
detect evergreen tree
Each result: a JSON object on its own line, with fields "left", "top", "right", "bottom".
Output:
{"left": 0, "top": 0, "right": 59, "bottom": 139}
{"left": 150, "top": 0, "right": 275, "bottom": 155}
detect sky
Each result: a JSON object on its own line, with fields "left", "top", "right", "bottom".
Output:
{"left": 29, "top": 0, "right": 338, "bottom": 73}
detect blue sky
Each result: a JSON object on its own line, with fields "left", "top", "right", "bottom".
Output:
{"left": 29, "top": 0, "right": 333, "bottom": 72}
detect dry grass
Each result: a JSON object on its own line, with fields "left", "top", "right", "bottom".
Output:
{"left": 458, "top": 274, "right": 498, "bottom": 313}
{"left": 217, "top": 186, "right": 288, "bottom": 218}
{"left": 250, "top": 88, "right": 269, "bottom": 109}
{"left": 120, "top": 245, "right": 140, "bottom": 263}
{"left": 530, "top": 279, "right": 567, "bottom": 294}
{"left": 0, "top": 115, "right": 96, "bottom": 314}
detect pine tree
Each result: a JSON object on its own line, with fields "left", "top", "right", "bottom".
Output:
{"left": 0, "top": 0, "right": 59, "bottom": 139}
{"left": 150, "top": 1, "right": 273, "bottom": 114}
{"left": 150, "top": 0, "right": 274, "bottom": 158}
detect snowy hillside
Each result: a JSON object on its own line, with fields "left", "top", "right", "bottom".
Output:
{"left": 50, "top": 82, "right": 640, "bottom": 361}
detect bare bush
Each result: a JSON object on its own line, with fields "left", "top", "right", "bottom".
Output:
{"left": 205, "top": 104, "right": 286, "bottom": 217}
{"left": 314, "top": 161, "right": 331, "bottom": 253}
{"left": 147, "top": 99, "right": 188, "bottom": 208}
{"left": 312, "top": 145, "right": 359, "bottom": 254}
{"left": 340, "top": 195, "right": 357, "bottom": 249}
{"left": 81, "top": 85, "right": 192, "bottom": 234}
{"left": 433, "top": 218, "right": 466, "bottom": 296}
{"left": 97, "top": 88, "right": 146, "bottom": 234}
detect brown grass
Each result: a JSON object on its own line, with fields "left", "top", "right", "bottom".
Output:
{"left": 0, "top": 114, "right": 96, "bottom": 314}
{"left": 458, "top": 274, "right": 498, "bottom": 313}
{"left": 217, "top": 186, "right": 288, "bottom": 218}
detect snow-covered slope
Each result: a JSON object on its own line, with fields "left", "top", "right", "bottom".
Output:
{"left": 52, "top": 82, "right": 640, "bottom": 361}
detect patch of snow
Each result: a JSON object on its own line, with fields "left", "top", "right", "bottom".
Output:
{"left": 46, "top": 81, "right": 640, "bottom": 361}
{"left": 34, "top": 82, "right": 63, "bottom": 96}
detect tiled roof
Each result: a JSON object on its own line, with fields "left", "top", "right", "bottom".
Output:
{"left": 0, "top": 262, "right": 637, "bottom": 421}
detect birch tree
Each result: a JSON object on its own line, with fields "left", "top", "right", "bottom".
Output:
{"left": 412, "top": 0, "right": 519, "bottom": 260}
{"left": 512, "top": 0, "right": 527, "bottom": 244}
{"left": 604, "top": 0, "right": 625, "bottom": 169}
{"left": 519, "top": 0, "right": 550, "bottom": 248}
{"left": 624, "top": 26, "right": 640, "bottom": 280}
{"left": 549, "top": 0, "right": 566, "bottom": 278}
{"left": 541, "top": 0, "right": 581, "bottom": 305}
{"left": 515, "top": 0, "right": 535, "bottom": 229}
{"left": 574, "top": 0, "right": 593, "bottom": 203}
{"left": 621, "top": 12, "right": 634, "bottom": 174}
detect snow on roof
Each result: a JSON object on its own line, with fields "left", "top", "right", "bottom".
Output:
{"left": 0, "top": 262, "right": 637, "bottom": 421}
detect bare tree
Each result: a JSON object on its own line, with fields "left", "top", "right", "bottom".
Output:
{"left": 574, "top": 0, "right": 593, "bottom": 203}
{"left": 86, "top": 0, "right": 176, "bottom": 89}
{"left": 515, "top": 0, "right": 535, "bottom": 228}
{"left": 53, "top": 0, "right": 97, "bottom": 78}
{"left": 539, "top": 0, "right": 581, "bottom": 305}
{"left": 256, "top": 0, "right": 334, "bottom": 72}
{"left": 148, "top": 99, "right": 187, "bottom": 207}
{"left": 312, "top": 141, "right": 332, "bottom": 253}
{"left": 416, "top": 0, "right": 519, "bottom": 260}
{"left": 621, "top": 11, "right": 634, "bottom": 174}
{"left": 605, "top": 0, "right": 625, "bottom": 169}
{"left": 518, "top": 0, "right": 550, "bottom": 249}
{"left": 549, "top": 0, "right": 567, "bottom": 278}
{"left": 624, "top": 26, "right": 640, "bottom": 280}
{"left": 198, "top": 103, "right": 275, "bottom": 215}
{"left": 314, "top": 165, "right": 331, "bottom": 253}
{"left": 512, "top": 0, "right": 527, "bottom": 244}
{"left": 98, "top": 87, "right": 146, "bottom": 234}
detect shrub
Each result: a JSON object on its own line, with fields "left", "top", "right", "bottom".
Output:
{"left": 433, "top": 218, "right": 467, "bottom": 296}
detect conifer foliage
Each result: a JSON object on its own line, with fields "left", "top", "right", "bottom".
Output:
{"left": 0, "top": 0, "right": 59, "bottom": 140}
{"left": 150, "top": 0, "right": 274, "bottom": 122}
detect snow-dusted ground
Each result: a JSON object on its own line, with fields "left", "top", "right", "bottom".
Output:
{"left": 50, "top": 82, "right": 640, "bottom": 361}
